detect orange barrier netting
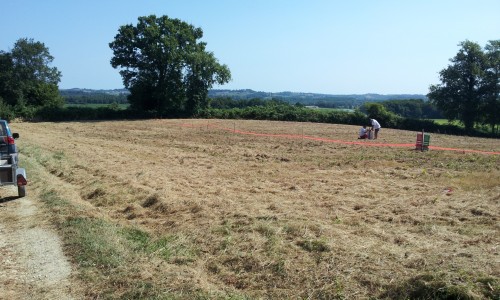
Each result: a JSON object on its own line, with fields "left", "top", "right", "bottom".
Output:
{"left": 174, "top": 121, "right": 500, "bottom": 155}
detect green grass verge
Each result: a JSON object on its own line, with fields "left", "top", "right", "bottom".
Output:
{"left": 21, "top": 143, "right": 248, "bottom": 299}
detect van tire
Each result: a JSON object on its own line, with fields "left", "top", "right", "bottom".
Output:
{"left": 18, "top": 185, "right": 26, "bottom": 198}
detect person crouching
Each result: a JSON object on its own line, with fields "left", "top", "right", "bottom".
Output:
{"left": 358, "top": 125, "right": 368, "bottom": 139}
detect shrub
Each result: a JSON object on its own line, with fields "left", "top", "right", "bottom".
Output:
{"left": 0, "top": 97, "right": 15, "bottom": 121}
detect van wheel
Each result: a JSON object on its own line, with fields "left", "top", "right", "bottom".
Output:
{"left": 18, "top": 185, "right": 26, "bottom": 198}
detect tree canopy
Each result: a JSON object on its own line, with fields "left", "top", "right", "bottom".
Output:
{"left": 428, "top": 40, "right": 499, "bottom": 132}
{"left": 109, "top": 15, "right": 231, "bottom": 116}
{"left": 0, "top": 38, "right": 63, "bottom": 111}
{"left": 483, "top": 40, "right": 500, "bottom": 133}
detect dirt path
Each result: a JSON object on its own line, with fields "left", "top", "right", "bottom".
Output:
{"left": 0, "top": 186, "right": 73, "bottom": 300}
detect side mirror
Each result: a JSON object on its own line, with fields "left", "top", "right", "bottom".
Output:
{"left": 13, "top": 133, "right": 19, "bottom": 139}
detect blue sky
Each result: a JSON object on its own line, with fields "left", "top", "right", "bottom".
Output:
{"left": 1, "top": 0, "right": 499, "bottom": 94}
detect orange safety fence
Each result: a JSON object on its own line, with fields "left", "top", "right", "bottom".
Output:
{"left": 171, "top": 120, "right": 500, "bottom": 155}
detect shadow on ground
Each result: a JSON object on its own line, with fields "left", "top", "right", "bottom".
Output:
{"left": 0, "top": 196, "right": 21, "bottom": 204}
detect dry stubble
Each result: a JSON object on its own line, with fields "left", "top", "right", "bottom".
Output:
{"left": 12, "top": 119, "right": 500, "bottom": 299}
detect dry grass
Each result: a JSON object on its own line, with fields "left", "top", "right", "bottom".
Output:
{"left": 12, "top": 119, "right": 500, "bottom": 299}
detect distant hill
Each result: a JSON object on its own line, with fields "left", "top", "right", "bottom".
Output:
{"left": 60, "top": 88, "right": 130, "bottom": 96}
{"left": 60, "top": 88, "right": 427, "bottom": 108}
{"left": 60, "top": 88, "right": 130, "bottom": 105}
{"left": 207, "top": 89, "right": 427, "bottom": 108}
{"left": 208, "top": 89, "right": 426, "bottom": 101}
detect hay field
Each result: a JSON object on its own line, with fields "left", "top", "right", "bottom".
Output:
{"left": 12, "top": 119, "right": 500, "bottom": 299}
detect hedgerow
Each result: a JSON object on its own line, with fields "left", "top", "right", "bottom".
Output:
{"left": 3, "top": 102, "right": 497, "bottom": 138}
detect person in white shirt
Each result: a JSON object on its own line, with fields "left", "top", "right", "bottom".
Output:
{"left": 370, "top": 119, "right": 381, "bottom": 139}
{"left": 358, "top": 125, "right": 368, "bottom": 139}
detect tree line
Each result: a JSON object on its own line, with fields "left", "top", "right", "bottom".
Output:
{"left": 208, "top": 89, "right": 428, "bottom": 109}
{"left": 0, "top": 38, "right": 63, "bottom": 119}
{"left": 0, "top": 15, "right": 498, "bottom": 136}
{"left": 199, "top": 102, "right": 477, "bottom": 137}
{"left": 61, "top": 90, "right": 129, "bottom": 105}
{"left": 362, "top": 99, "right": 443, "bottom": 119}
{"left": 31, "top": 99, "right": 493, "bottom": 138}
{"left": 210, "top": 96, "right": 444, "bottom": 119}
{"left": 428, "top": 40, "right": 499, "bottom": 133}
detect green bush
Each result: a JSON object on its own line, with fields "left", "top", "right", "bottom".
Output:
{"left": 0, "top": 97, "right": 15, "bottom": 121}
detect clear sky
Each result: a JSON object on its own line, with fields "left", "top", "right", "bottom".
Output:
{"left": 1, "top": 0, "right": 499, "bottom": 94}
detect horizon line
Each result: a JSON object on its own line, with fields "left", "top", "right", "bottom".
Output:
{"left": 59, "top": 87, "right": 428, "bottom": 96}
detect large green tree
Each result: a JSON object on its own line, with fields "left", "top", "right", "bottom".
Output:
{"left": 428, "top": 40, "right": 499, "bottom": 132}
{"left": 109, "top": 15, "right": 231, "bottom": 116}
{"left": 0, "top": 38, "right": 63, "bottom": 109}
{"left": 483, "top": 40, "right": 500, "bottom": 133}
{"left": 0, "top": 51, "right": 19, "bottom": 106}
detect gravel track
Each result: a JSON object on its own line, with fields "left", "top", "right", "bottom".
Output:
{"left": 0, "top": 186, "right": 73, "bottom": 300}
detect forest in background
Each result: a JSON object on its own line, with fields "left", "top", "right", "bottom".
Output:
{"left": 61, "top": 88, "right": 442, "bottom": 120}
{"left": 61, "top": 88, "right": 427, "bottom": 109}
{"left": 42, "top": 89, "right": 480, "bottom": 138}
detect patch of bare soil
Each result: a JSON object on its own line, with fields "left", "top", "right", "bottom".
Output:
{"left": 0, "top": 186, "right": 73, "bottom": 300}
